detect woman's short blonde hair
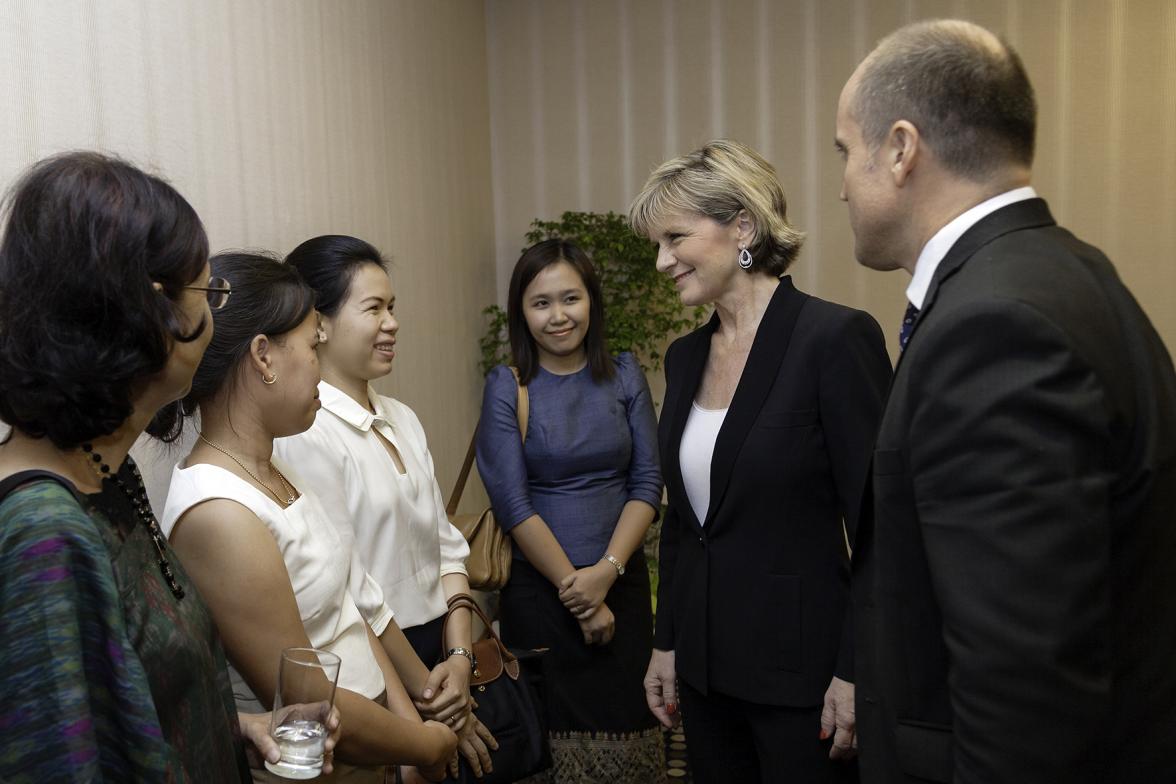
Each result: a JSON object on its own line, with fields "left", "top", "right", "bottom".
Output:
{"left": 628, "top": 139, "right": 805, "bottom": 275}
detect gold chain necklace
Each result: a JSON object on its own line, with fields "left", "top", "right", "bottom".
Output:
{"left": 197, "top": 434, "right": 296, "bottom": 506}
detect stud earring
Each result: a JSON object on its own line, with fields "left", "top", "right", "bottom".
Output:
{"left": 738, "top": 246, "right": 753, "bottom": 270}
{"left": 262, "top": 372, "right": 278, "bottom": 385}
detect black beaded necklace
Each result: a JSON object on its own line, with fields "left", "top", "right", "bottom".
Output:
{"left": 81, "top": 444, "right": 185, "bottom": 601}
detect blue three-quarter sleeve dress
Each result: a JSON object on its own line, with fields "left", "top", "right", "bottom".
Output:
{"left": 477, "top": 353, "right": 666, "bottom": 783}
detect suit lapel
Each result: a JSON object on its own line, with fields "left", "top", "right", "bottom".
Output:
{"left": 895, "top": 198, "right": 1057, "bottom": 372}
{"left": 662, "top": 315, "right": 717, "bottom": 532}
{"left": 706, "top": 277, "right": 808, "bottom": 527}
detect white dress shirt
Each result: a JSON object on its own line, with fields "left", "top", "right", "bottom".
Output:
{"left": 274, "top": 381, "right": 470, "bottom": 629}
{"left": 907, "top": 186, "right": 1038, "bottom": 309}
{"left": 161, "top": 460, "right": 391, "bottom": 709}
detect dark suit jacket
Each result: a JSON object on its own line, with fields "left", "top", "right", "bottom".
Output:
{"left": 655, "top": 276, "right": 891, "bottom": 706}
{"left": 854, "top": 198, "right": 1176, "bottom": 783}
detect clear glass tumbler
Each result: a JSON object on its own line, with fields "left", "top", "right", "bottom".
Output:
{"left": 265, "top": 647, "right": 342, "bottom": 780}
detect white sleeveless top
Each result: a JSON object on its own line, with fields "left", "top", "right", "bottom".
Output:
{"left": 161, "top": 460, "right": 391, "bottom": 709}
{"left": 680, "top": 402, "right": 728, "bottom": 525}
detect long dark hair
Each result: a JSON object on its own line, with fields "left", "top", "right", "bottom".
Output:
{"left": 0, "top": 151, "right": 209, "bottom": 449}
{"left": 507, "top": 238, "right": 613, "bottom": 384}
{"left": 151, "top": 251, "right": 316, "bottom": 441}
{"left": 285, "top": 234, "right": 387, "bottom": 317}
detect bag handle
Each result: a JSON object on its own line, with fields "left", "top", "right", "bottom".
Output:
{"left": 446, "top": 367, "right": 529, "bottom": 515}
{"left": 441, "top": 593, "right": 519, "bottom": 677}
{"left": 442, "top": 592, "right": 501, "bottom": 644}
{"left": 442, "top": 592, "right": 519, "bottom": 681}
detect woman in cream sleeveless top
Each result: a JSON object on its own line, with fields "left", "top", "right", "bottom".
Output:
{"left": 161, "top": 459, "right": 388, "bottom": 711}
{"left": 157, "top": 252, "right": 457, "bottom": 784}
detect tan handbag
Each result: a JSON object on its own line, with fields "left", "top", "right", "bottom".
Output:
{"left": 447, "top": 367, "right": 528, "bottom": 591}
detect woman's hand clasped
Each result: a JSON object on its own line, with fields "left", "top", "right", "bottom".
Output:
{"left": 414, "top": 656, "right": 473, "bottom": 730}
{"left": 576, "top": 601, "right": 615, "bottom": 645}
{"left": 447, "top": 710, "right": 499, "bottom": 779}
{"left": 558, "top": 561, "right": 617, "bottom": 619}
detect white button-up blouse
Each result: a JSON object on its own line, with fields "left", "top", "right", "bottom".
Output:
{"left": 274, "top": 381, "right": 470, "bottom": 629}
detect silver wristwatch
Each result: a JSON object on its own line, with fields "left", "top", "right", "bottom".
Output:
{"left": 446, "top": 646, "right": 477, "bottom": 670}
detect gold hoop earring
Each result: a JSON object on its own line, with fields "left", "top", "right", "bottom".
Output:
{"left": 262, "top": 372, "right": 278, "bottom": 385}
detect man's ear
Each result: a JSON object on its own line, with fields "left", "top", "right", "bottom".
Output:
{"left": 886, "top": 120, "right": 921, "bottom": 187}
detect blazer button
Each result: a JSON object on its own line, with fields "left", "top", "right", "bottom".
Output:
{"left": 698, "top": 535, "right": 706, "bottom": 547}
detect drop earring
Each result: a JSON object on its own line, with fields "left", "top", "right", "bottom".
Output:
{"left": 738, "top": 246, "right": 753, "bottom": 270}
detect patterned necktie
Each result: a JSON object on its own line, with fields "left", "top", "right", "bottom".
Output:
{"left": 899, "top": 301, "right": 920, "bottom": 351}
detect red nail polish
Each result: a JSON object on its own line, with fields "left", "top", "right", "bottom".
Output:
{"left": 667, "top": 703, "right": 677, "bottom": 715}
{"left": 819, "top": 729, "right": 831, "bottom": 740}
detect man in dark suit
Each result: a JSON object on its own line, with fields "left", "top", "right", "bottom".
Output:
{"left": 835, "top": 19, "right": 1176, "bottom": 783}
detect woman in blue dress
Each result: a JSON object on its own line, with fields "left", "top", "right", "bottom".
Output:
{"left": 476, "top": 239, "right": 666, "bottom": 783}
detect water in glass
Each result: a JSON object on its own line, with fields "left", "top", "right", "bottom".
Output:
{"left": 266, "top": 719, "right": 328, "bottom": 779}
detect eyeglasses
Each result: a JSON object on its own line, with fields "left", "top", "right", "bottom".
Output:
{"left": 184, "top": 277, "right": 232, "bottom": 310}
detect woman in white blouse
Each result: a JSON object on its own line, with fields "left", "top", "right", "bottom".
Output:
{"left": 160, "top": 253, "right": 459, "bottom": 783}
{"left": 274, "top": 235, "right": 494, "bottom": 778}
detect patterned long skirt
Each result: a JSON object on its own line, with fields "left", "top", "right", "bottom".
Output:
{"left": 500, "top": 554, "right": 666, "bottom": 784}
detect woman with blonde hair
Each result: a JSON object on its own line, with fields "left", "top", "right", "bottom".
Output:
{"left": 630, "top": 139, "right": 891, "bottom": 783}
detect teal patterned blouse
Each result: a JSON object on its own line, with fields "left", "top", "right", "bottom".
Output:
{"left": 0, "top": 467, "right": 249, "bottom": 783}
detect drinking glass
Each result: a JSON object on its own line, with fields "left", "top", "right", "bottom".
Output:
{"left": 265, "top": 647, "right": 342, "bottom": 780}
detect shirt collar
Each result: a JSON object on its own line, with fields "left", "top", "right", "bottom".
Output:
{"left": 906, "top": 186, "right": 1038, "bottom": 309}
{"left": 318, "top": 380, "right": 388, "bottom": 432}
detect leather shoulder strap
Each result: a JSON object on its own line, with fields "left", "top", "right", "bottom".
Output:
{"left": 508, "top": 366, "right": 528, "bottom": 443}
{"left": 447, "top": 366, "right": 529, "bottom": 514}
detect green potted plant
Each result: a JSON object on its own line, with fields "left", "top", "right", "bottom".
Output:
{"left": 478, "top": 211, "right": 706, "bottom": 376}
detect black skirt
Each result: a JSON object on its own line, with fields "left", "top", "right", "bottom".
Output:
{"left": 500, "top": 553, "right": 665, "bottom": 784}
{"left": 402, "top": 613, "right": 445, "bottom": 666}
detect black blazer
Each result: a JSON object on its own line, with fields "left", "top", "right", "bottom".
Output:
{"left": 655, "top": 277, "right": 891, "bottom": 706}
{"left": 854, "top": 199, "right": 1176, "bottom": 783}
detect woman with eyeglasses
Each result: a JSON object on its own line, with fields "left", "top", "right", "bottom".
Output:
{"left": 157, "top": 251, "right": 459, "bottom": 784}
{"left": 0, "top": 152, "right": 337, "bottom": 782}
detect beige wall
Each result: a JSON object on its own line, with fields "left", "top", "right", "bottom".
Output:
{"left": 485, "top": 0, "right": 1176, "bottom": 365}
{"left": 0, "top": 0, "right": 495, "bottom": 508}
{"left": 4, "top": 0, "right": 1175, "bottom": 503}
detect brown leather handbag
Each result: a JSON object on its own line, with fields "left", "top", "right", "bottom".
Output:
{"left": 446, "top": 368, "right": 528, "bottom": 591}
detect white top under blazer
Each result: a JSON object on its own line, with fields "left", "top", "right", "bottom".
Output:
{"left": 274, "top": 381, "right": 470, "bottom": 629}
{"left": 161, "top": 460, "right": 391, "bottom": 709}
{"left": 680, "top": 401, "right": 728, "bottom": 526}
